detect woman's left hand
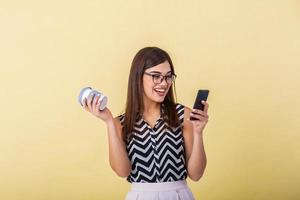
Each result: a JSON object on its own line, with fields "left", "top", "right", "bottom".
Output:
{"left": 189, "top": 101, "right": 209, "bottom": 134}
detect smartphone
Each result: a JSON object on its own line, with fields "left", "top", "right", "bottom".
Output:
{"left": 190, "top": 89, "right": 209, "bottom": 120}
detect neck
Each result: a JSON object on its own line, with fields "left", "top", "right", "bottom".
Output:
{"left": 143, "top": 99, "right": 161, "bottom": 116}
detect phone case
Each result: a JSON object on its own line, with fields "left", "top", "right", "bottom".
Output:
{"left": 190, "top": 90, "right": 209, "bottom": 120}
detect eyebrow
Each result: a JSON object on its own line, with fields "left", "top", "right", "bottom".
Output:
{"left": 147, "top": 70, "right": 172, "bottom": 74}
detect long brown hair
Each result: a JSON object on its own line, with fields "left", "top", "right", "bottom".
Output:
{"left": 123, "top": 47, "right": 179, "bottom": 140}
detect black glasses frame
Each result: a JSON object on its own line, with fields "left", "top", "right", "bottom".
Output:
{"left": 144, "top": 72, "right": 177, "bottom": 84}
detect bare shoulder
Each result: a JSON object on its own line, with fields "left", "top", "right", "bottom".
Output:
{"left": 113, "top": 117, "right": 122, "bottom": 127}
{"left": 183, "top": 106, "right": 192, "bottom": 117}
{"left": 113, "top": 114, "right": 125, "bottom": 127}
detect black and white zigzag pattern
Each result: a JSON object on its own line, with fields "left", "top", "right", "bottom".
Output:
{"left": 119, "top": 104, "right": 187, "bottom": 183}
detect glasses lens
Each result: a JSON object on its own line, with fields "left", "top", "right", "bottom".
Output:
{"left": 165, "top": 75, "right": 172, "bottom": 84}
{"left": 146, "top": 73, "right": 176, "bottom": 84}
{"left": 152, "top": 74, "right": 162, "bottom": 84}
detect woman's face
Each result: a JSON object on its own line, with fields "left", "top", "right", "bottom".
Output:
{"left": 142, "top": 61, "right": 173, "bottom": 104}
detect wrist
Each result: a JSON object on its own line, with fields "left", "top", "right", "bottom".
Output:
{"left": 105, "top": 117, "right": 115, "bottom": 126}
{"left": 193, "top": 131, "right": 204, "bottom": 138}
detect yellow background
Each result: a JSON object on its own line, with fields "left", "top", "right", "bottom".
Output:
{"left": 1, "top": 0, "right": 299, "bottom": 199}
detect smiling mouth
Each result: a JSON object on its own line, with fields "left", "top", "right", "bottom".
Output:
{"left": 154, "top": 88, "right": 167, "bottom": 96}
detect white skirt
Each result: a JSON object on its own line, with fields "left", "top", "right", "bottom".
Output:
{"left": 125, "top": 180, "right": 195, "bottom": 200}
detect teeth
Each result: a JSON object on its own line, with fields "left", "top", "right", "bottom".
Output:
{"left": 155, "top": 89, "right": 165, "bottom": 92}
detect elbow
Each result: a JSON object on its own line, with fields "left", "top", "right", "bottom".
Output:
{"left": 115, "top": 168, "right": 131, "bottom": 178}
{"left": 189, "top": 173, "right": 203, "bottom": 182}
{"left": 188, "top": 160, "right": 207, "bottom": 182}
{"left": 110, "top": 164, "right": 131, "bottom": 178}
{"left": 188, "top": 165, "right": 206, "bottom": 182}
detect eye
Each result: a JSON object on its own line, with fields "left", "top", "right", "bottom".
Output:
{"left": 152, "top": 74, "right": 161, "bottom": 80}
{"left": 165, "top": 75, "right": 173, "bottom": 80}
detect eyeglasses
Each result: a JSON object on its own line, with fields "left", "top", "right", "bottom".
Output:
{"left": 144, "top": 72, "right": 177, "bottom": 84}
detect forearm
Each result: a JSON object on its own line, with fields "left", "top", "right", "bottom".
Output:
{"left": 187, "top": 133, "right": 207, "bottom": 181}
{"left": 106, "top": 119, "right": 131, "bottom": 177}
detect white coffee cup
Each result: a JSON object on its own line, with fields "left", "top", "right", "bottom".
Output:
{"left": 78, "top": 87, "right": 108, "bottom": 110}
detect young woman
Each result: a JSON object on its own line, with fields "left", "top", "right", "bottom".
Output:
{"left": 83, "top": 47, "right": 209, "bottom": 200}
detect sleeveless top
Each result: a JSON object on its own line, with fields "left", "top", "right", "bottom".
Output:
{"left": 118, "top": 103, "right": 187, "bottom": 183}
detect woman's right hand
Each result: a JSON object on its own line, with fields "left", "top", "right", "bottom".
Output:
{"left": 82, "top": 93, "right": 113, "bottom": 123}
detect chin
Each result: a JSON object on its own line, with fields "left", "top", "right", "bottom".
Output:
{"left": 155, "top": 97, "right": 166, "bottom": 103}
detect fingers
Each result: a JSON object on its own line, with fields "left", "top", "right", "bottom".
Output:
{"left": 190, "top": 112, "right": 209, "bottom": 122}
{"left": 191, "top": 110, "right": 208, "bottom": 117}
{"left": 190, "top": 101, "right": 209, "bottom": 121}
{"left": 192, "top": 101, "right": 209, "bottom": 114}
{"left": 86, "top": 93, "right": 94, "bottom": 111}
{"left": 82, "top": 97, "right": 88, "bottom": 110}
{"left": 202, "top": 100, "right": 209, "bottom": 112}
{"left": 84, "top": 92, "right": 103, "bottom": 113}
{"left": 92, "top": 94, "right": 101, "bottom": 112}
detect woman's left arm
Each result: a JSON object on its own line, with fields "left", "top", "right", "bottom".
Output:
{"left": 183, "top": 101, "right": 209, "bottom": 181}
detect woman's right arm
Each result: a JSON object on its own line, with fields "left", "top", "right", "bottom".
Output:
{"left": 83, "top": 93, "right": 131, "bottom": 177}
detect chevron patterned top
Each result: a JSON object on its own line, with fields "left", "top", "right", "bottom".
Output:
{"left": 118, "top": 104, "right": 187, "bottom": 183}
